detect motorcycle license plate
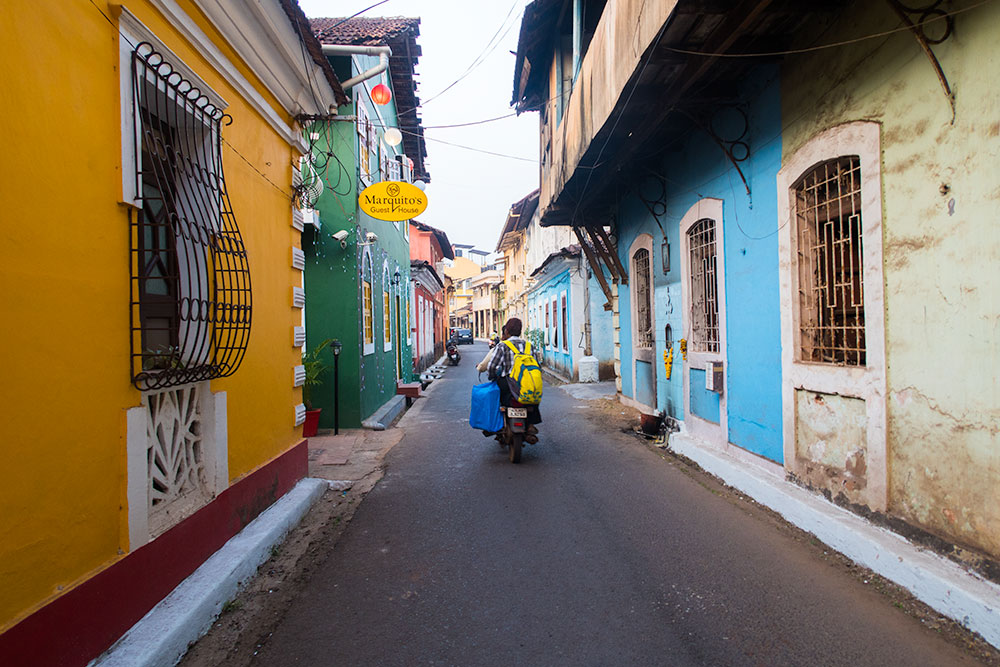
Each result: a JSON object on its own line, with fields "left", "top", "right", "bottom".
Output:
{"left": 508, "top": 407, "right": 527, "bottom": 418}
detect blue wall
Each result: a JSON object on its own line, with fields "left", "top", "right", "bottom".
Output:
{"left": 689, "top": 368, "right": 720, "bottom": 424}
{"left": 527, "top": 267, "right": 573, "bottom": 377}
{"left": 614, "top": 65, "right": 784, "bottom": 462}
{"left": 588, "top": 270, "right": 616, "bottom": 368}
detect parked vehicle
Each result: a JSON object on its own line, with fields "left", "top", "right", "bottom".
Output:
{"left": 450, "top": 327, "right": 474, "bottom": 345}
{"left": 498, "top": 399, "right": 538, "bottom": 463}
{"left": 446, "top": 340, "right": 461, "bottom": 365}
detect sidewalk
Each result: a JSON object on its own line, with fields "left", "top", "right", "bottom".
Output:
{"left": 97, "top": 374, "right": 444, "bottom": 667}
{"left": 306, "top": 428, "right": 405, "bottom": 494}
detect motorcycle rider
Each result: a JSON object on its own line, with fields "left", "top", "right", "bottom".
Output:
{"left": 477, "top": 317, "right": 541, "bottom": 439}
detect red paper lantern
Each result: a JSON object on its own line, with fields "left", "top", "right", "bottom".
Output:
{"left": 371, "top": 83, "right": 392, "bottom": 105}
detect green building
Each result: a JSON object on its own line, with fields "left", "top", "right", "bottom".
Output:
{"left": 303, "top": 17, "right": 429, "bottom": 429}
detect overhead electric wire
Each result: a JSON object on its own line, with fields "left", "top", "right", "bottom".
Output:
{"left": 569, "top": 19, "right": 671, "bottom": 225}
{"left": 397, "top": 127, "right": 537, "bottom": 162}
{"left": 664, "top": 0, "right": 992, "bottom": 58}
{"left": 417, "top": 1, "right": 523, "bottom": 109}
{"left": 396, "top": 0, "right": 524, "bottom": 118}
{"left": 319, "top": 0, "right": 391, "bottom": 32}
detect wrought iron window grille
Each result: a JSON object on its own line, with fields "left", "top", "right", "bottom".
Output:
{"left": 794, "top": 156, "right": 865, "bottom": 367}
{"left": 687, "top": 218, "right": 720, "bottom": 354}
{"left": 130, "top": 43, "right": 252, "bottom": 391}
{"left": 633, "top": 248, "right": 653, "bottom": 349}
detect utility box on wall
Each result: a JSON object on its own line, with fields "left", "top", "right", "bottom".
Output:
{"left": 705, "top": 361, "right": 724, "bottom": 394}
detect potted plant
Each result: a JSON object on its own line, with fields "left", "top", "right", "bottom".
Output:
{"left": 301, "top": 339, "right": 334, "bottom": 437}
{"left": 525, "top": 328, "right": 546, "bottom": 366}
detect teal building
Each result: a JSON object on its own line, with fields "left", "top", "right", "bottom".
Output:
{"left": 303, "top": 17, "right": 429, "bottom": 428}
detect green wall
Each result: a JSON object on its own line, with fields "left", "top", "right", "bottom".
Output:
{"left": 305, "top": 53, "right": 416, "bottom": 429}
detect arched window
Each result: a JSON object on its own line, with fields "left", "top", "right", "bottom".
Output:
{"left": 362, "top": 251, "right": 374, "bottom": 354}
{"left": 383, "top": 264, "right": 392, "bottom": 350}
{"left": 686, "top": 218, "right": 720, "bottom": 353}
{"left": 129, "top": 43, "right": 251, "bottom": 390}
{"left": 561, "top": 293, "right": 568, "bottom": 351}
{"left": 632, "top": 247, "right": 652, "bottom": 348}
{"left": 794, "top": 156, "right": 865, "bottom": 366}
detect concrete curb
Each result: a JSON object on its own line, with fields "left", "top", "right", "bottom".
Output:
{"left": 541, "top": 365, "right": 571, "bottom": 385}
{"left": 90, "top": 478, "right": 328, "bottom": 667}
{"left": 669, "top": 433, "right": 1000, "bottom": 650}
{"left": 361, "top": 394, "right": 407, "bottom": 430}
{"left": 397, "top": 358, "right": 449, "bottom": 426}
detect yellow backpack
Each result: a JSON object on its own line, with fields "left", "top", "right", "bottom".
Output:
{"left": 505, "top": 340, "right": 543, "bottom": 405}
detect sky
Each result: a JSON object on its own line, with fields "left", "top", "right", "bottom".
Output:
{"left": 297, "top": 0, "right": 541, "bottom": 254}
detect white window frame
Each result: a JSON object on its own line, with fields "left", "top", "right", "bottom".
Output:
{"left": 383, "top": 262, "right": 393, "bottom": 352}
{"left": 362, "top": 248, "right": 375, "bottom": 355}
{"left": 408, "top": 281, "right": 414, "bottom": 345}
{"left": 119, "top": 11, "right": 227, "bottom": 206}
{"left": 561, "top": 291, "right": 569, "bottom": 352}
{"left": 628, "top": 232, "right": 655, "bottom": 362}
{"left": 678, "top": 199, "right": 728, "bottom": 447}
{"left": 119, "top": 16, "right": 229, "bottom": 548}
{"left": 776, "top": 120, "right": 887, "bottom": 510}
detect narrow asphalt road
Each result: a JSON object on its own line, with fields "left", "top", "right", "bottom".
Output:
{"left": 253, "top": 342, "right": 977, "bottom": 666}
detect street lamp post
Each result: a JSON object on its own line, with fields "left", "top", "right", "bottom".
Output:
{"left": 331, "top": 340, "right": 342, "bottom": 435}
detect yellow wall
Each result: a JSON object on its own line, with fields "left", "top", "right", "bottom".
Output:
{"left": 782, "top": 1, "right": 1000, "bottom": 557}
{"left": 444, "top": 256, "right": 482, "bottom": 283}
{"left": 0, "top": 0, "right": 305, "bottom": 630}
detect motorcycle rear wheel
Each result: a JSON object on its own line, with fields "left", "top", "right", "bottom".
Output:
{"left": 508, "top": 433, "right": 522, "bottom": 463}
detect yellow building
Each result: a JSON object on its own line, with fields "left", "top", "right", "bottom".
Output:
{"left": 0, "top": 1, "right": 346, "bottom": 664}
{"left": 496, "top": 190, "right": 540, "bottom": 324}
{"left": 443, "top": 255, "right": 481, "bottom": 330}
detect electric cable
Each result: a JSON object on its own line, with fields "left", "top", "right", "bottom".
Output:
{"left": 663, "top": 0, "right": 992, "bottom": 58}
{"left": 397, "top": 127, "right": 537, "bottom": 162}
{"left": 396, "top": 0, "right": 523, "bottom": 118}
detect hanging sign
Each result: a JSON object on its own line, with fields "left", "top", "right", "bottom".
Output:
{"left": 358, "top": 181, "right": 428, "bottom": 222}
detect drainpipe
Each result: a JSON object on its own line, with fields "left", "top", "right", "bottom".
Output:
{"left": 581, "top": 251, "right": 593, "bottom": 356}
{"left": 572, "top": 0, "right": 583, "bottom": 80}
{"left": 321, "top": 45, "right": 392, "bottom": 89}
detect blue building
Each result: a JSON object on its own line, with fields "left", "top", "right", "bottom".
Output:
{"left": 509, "top": 2, "right": 1000, "bottom": 640}
{"left": 510, "top": 0, "right": 797, "bottom": 464}
{"left": 611, "top": 66, "right": 784, "bottom": 463}
{"left": 525, "top": 246, "right": 615, "bottom": 382}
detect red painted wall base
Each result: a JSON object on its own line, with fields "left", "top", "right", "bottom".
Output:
{"left": 0, "top": 440, "right": 308, "bottom": 667}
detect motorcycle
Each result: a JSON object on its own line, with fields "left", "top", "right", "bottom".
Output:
{"left": 498, "top": 399, "right": 539, "bottom": 463}
{"left": 446, "top": 340, "right": 461, "bottom": 365}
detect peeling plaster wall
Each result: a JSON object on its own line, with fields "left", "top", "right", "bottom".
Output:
{"left": 794, "top": 391, "right": 868, "bottom": 504}
{"left": 781, "top": 1, "right": 1000, "bottom": 557}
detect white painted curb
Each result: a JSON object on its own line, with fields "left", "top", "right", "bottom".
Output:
{"left": 90, "top": 477, "right": 328, "bottom": 667}
{"left": 669, "top": 433, "right": 1000, "bottom": 650}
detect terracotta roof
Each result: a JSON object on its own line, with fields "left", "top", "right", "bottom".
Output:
{"left": 310, "top": 16, "right": 420, "bottom": 46}
{"left": 310, "top": 17, "right": 430, "bottom": 182}
{"left": 276, "top": 0, "right": 348, "bottom": 107}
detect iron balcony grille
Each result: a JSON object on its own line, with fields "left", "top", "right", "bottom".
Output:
{"left": 687, "top": 218, "right": 720, "bottom": 353}
{"left": 795, "top": 156, "right": 865, "bottom": 366}
{"left": 130, "top": 43, "right": 252, "bottom": 391}
{"left": 633, "top": 248, "right": 653, "bottom": 348}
